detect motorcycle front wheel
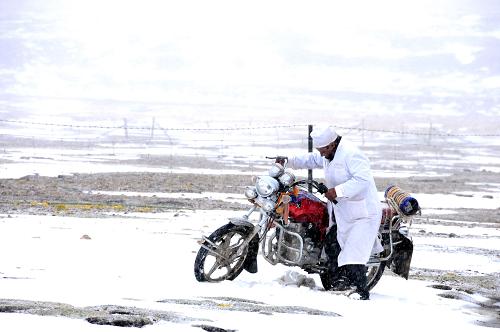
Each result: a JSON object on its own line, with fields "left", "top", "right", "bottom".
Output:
{"left": 320, "top": 261, "right": 386, "bottom": 291}
{"left": 194, "top": 223, "right": 252, "bottom": 282}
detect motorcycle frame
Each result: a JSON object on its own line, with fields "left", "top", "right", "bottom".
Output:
{"left": 262, "top": 222, "right": 305, "bottom": 266}
{"left": 228, "top": 205, "right": 302, "bottom": 266}
{"left": 261, "top": 210, "right": 414, "bottom": 269}
{"left": 367, "top": 216, "right": 397, "bottom": 266}
{"left": 200, "top": 192, "right": 416, "bottom": 272}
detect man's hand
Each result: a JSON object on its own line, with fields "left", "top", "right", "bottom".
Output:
{"left": 325, "top": 188, "right": 337, "bottom": 202}
{"left": 317, "top": 182, "right": 328, "bottom": 194}
{"left": 275, "top": 156, "right": 288, "bottom": 166}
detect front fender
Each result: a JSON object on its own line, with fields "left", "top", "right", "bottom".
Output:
{"left": 229, "top": 217, "right": 255, "bottom": 230}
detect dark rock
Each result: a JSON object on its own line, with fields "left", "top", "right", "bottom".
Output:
{"left": 457, "top": 288, "right": 475, "bottom": 294}
{"left": 0, "top": 305, "right": 27, "bottom": 313}
{"left": 438, "top": 292, "right": 460, "bottom": 299}
{"left": 192, "top": 324, "right": 236, "bottom": 332}
{"left": 86, "top": 315, "right": 153, "bottom": 328}
{"left": 430, "top": 284, "right": 452, "bottom": 290}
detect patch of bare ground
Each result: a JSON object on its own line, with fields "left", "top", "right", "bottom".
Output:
{"left": 1, "top": 169, "right": 498, "bottom": 222}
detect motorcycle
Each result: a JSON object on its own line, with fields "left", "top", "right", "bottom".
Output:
{"left": 194, "top": 159, "right": 420, "bottom": 292}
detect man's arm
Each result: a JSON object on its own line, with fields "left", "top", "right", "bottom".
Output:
{"left": 287, "top": 151, "right": 324, "bottom": 170}
{"left": 334, "top": 152, "right": 373, "bottom": 199}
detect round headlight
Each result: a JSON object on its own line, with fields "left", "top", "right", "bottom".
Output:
{"left": 268, "top": 163, "right": 285, "bottom": 178}
{"left": 244, "top": 186, "right": 258, "bottom": 199}
{"left": 261, "top": 199, "right": 275, "bottom": 212}
{"left": 278, "top": 171, "right": 295, "bottom": 187}
{"left": 255, "top": 196, "right": 276, "bottom": 212}
{"left": 255, "top": 175, "right": 279, "bottom": 197}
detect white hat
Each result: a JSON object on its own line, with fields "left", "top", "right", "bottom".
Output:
{"left": 311, "top": 125, "right": 338, "bottom": 148}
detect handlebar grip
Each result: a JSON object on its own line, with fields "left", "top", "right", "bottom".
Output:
{"left": 275, "top": 156, "right": 288, "bottom": 166}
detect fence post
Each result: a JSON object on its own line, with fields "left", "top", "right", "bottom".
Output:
{"left": 151, "top": 117, "right": 156, "bottom": 140}
{"left": 361, "top": 118, "right": 365, "bottom": 146}
{"left": 123, "top": 118, "right": 128, "bottom": 139}
{"left": 427, "top": 121, "right": 433, "bottom": 145}
{"left": 308, "top": 124, "right": 313, "bottom": 193}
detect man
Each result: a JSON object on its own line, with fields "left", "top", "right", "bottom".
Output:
{"left": 282, "top": 125, "right": 382, "bottom": 300}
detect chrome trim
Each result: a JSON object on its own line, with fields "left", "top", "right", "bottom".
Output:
{"left": 262, "top": 230, "right": 279, "bottom": 265}
{"left": 275, "top": 223, "right": 304, "bottom": 265}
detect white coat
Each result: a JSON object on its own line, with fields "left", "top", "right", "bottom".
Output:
{"left": 288, "top": 139, "right": 382, "bottom": 266}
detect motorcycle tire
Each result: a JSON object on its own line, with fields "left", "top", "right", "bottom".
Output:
{"left": 194, "top": 223, "right": 253, "bottom": 282}
{"left": 320, "top": 261, "right": 386, "bottom": 291}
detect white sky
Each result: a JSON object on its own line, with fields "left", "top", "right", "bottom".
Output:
{"left": 3, "top": 0, "right": 500, "bottom": 109}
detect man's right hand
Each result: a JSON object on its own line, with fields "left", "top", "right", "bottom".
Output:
{"left": 325, "top": 188, "right": 337, "bottom": 202}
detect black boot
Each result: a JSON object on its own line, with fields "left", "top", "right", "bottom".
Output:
{"left": 324, "top": 226, "right": 349, "bottom": 291}
{"left": 330, "top": 265, "right": 354, "bottom": 291}
{"left": 346, "top": 264, "right": 370, "bottom": 300}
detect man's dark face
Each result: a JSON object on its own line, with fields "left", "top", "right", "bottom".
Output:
{"left": 316, "top": 141, "right": 338, "bottom": 160}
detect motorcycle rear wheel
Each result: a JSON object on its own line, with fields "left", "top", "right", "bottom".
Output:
{"left": 320, "top": 261, "right": 386, "bottom": 291}
{"left": 194, "top": 223, "right": 252, "bottom": 282}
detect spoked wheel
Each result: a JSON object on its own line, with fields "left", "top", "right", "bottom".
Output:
{"left": 194, "top": 223, "right": 252, "bottom": 282}
{"left": 320, "top": 260, "right": 386, "bottom": 291}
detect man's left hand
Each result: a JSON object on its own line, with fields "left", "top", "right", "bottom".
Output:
{"left": 325, "top": 188, "right": 337, "bottom": 202}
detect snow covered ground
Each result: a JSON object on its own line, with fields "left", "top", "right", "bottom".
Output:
{"left": 0, "top": 128, "right": 499, "bottom": 331}
{"left": 0, "top": 126, "right": 499, "bottom": 331}
{"left": 0, "top": 208, "right": 498, "bottom": 331}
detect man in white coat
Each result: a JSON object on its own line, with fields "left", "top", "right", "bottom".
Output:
{"left": 283, "top": 125, "right": 382, "bottom": 300}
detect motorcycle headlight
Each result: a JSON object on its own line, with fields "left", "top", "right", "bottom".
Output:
{"left": 244, "top": 186, "right": 258, "bottom": 199}
{"left": 278, "top": 171, "right": 295, "bottom": 187}
{"left": 255, "top": 176, "right": 280, "bottom": 197}
{"left": 255, "top": 196, "right": 276, "bottom": 212}
{"left": 268, "top": 163, "right": 285, "bottom": 178}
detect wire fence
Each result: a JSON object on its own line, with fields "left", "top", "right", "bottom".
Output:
{"left": 1, "top": 117, "right": 499, "bottom": 177}
{"left": 2, "top": 118, "right": 500, "bottom": 137}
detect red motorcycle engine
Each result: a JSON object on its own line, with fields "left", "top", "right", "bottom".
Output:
{"left": 272, "top": 190, "right": 330, "bottom": 266}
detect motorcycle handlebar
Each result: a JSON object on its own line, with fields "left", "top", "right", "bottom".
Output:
{"left": 293, "top": 179, "right": 328, "bottom": 194}
{"left": 263, "top": 158, "right": 326, "bottom": 193}
{"left": 263, "top": 158, "right": 333, "bottom": 202}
